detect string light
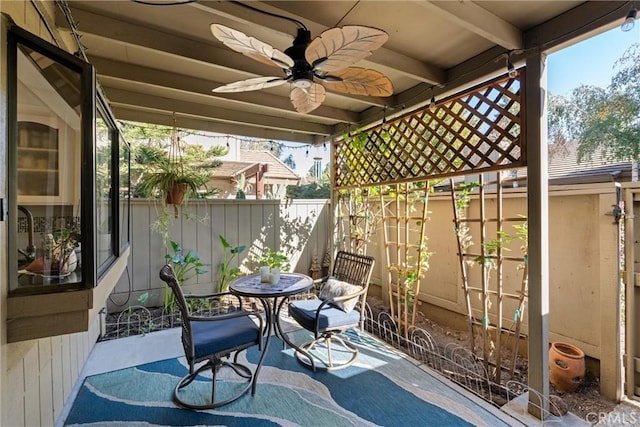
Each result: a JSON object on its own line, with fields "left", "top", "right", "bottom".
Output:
{"left": 381, "top": 107, "right": 388, "bottom": 130}
{"left": 506, "top": 55, "right": 517, "bottom": 78}
{"left": 429, "top": 96, "right": 436, "bottom": 113}
{"left": 621, "top": 6, "right": 637, "bottom": 31}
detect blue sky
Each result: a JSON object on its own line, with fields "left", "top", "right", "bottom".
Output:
{"left": 547, "top": 24, "right": 639, "bottom": 95}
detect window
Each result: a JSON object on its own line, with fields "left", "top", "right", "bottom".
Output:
{"left": 8, "top": 24, "right": 95, "bottom": 295}
{"left": 5, "top": 21, "right": 130, "bottom": 341}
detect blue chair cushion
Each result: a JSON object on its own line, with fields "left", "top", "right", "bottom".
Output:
{"left": 192, "top": 315, "right": 260, "bottom": 359}
{"left": 288, "top": 299, "right": 361, "bottom": 332}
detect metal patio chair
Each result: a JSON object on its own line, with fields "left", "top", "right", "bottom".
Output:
{"left": 159, "top": 264, "right": 266, "bottom": 409}
{"left": 287, "top": 251, "right": 375, "bottom": 371}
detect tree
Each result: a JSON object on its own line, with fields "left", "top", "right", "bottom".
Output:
{"left": 549, "top": 43, "right": 639, "bottom": 163}
{"left": 120, "top": 122, "right": 226, "bottom": 198}
{"left": 283, "top": 154, "right": 296, "bottom": 170}
{"left": 287, "top": 163, "right": 330, "bottom": 199}
{"left": 240, "top": 139, "right": 282, "bottom": 157}
{"left": 548, "top": 93, "right": 577, "bottom": 146}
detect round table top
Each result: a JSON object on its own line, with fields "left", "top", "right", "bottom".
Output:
{"left": 229, "top": 272, "right": 313, "bottom": 298}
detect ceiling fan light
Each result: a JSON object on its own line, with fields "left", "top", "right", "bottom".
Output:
{"left": 293, "top": 79, "right": 313, "bottom": 89}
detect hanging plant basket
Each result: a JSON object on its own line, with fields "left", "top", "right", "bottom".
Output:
{"left": 138, "top": 117, "right": 210, "bottom": 211}
{"left": 166, "top": 182, "right": 188, "bottom": 206}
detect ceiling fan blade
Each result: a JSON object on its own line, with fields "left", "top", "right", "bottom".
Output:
{"left": 211, "top": 24, "right": 294, "bottom": 69}
{"left": 213, "top": 76, "right": 288, "bottom": 93}
{"left": 320, "top": 67, "right": 393, "bottom": 97}
{"left": 306, "top": 26, "right": 388, "bottom": 73}
{"left": 290, "top": 83, "right": 326, "bottom": 114}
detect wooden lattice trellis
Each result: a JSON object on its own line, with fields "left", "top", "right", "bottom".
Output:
{"left": 380, "top": 182, "right": 431, "bottom": 336}
{"left": 331, "top": 72, "right": 527, "bottom": 364}
{"left": 334, "top": 73, "right": 524, "bottom": 189}
{"left": 451, "top": 173, "right": 528, "bottom": 384}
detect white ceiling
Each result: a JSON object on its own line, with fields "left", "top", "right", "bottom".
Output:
{"left": 55, "top": 1, "right": 631, "bottom": 143}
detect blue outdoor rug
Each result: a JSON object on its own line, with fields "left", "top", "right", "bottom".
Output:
{"left": 64, "top": 331, "right": 514, "bottom": 426}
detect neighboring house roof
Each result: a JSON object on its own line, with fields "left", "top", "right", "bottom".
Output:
{"left": 546, "top": 141, "right": 632, "bottom": 183}
{"left": 513, "top": 141, "right": 633, "bottom": 185}
{"left": 211, "top": 150, "right": 300, "bottom": 183}
{"left": 439, "top": 141, "right": 634, "bottom": 191}
{"left": 240, "top": 150, "right": 300, "bottom": 181}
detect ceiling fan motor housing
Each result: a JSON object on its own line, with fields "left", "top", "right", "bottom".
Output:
{"left": 285, "top": 28, "right": 315, "bottom": 88}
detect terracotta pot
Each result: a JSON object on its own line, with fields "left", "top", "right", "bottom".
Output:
{"left": 549, "top": 342, "right": 585, "bottom": 392}
{"left": 165, "top": 183, "right": 188, "bottom": 206}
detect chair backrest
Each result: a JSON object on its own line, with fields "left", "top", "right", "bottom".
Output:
{"left": 331, "top": 251, "right": 375, "bottom": 288}
{"left": 159, "top": 264, "right": 194, "bottom": 362}
{"left": 331, "top": 251, "right": 375, "bottom": 313}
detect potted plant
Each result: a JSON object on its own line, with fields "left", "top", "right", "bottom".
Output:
{"left": 255, "top": 248, "right": 290, "bottom": 271}
{"left": 140, "top": 162, "right": 209, "bottom": 207}
{"left": 24, "top": 227, "right": 80, "bottom": 276}
{"left": 136, "top": 120, "right": 218, "bottom": 212}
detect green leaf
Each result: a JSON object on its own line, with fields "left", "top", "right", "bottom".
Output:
{"left": 138, "top": 292, "right": 149, "bottom": 304}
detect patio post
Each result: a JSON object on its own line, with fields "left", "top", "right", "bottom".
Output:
{"left": 525, "top": 52, "right": 550, "bottom": 419}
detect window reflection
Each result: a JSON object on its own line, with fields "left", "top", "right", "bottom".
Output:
{"left": 14, "top": 43, "right": 83, "bottom": 292}
{"left": 96, "top": 108, "right": 114, "bottom": 268}
{"left": 119, "top": 140, "right": 131, "bottom": 251}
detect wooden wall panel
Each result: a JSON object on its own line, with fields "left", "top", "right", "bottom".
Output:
{"left": 1, "top": 3, "right": 117, "bottom": 426}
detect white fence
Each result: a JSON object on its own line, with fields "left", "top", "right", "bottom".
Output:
{"left": 109, "top": 199, "right": 331, "bottom": 310}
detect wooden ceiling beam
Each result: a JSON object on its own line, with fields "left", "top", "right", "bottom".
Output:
{"left": 111, "top": 106, "right": 322, "bottom": 144}
{"left": 523, "top": 1, "right": 628, "bottom": 51}
{"left": 61, "top": 7, "right": 268, "bottom": 78}
{"left": 103, "top": 88, "right": 333, "bottom": 136}
{"left": 416, "top": 0, "right": 522, "bottom": 50}
{"left": 88, "top": 56, "right": 359, "bottom": 123}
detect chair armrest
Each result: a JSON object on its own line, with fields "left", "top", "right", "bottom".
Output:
{"left": 313, "top": 275, "right": 330, "bottom": 285}
{"left": 312, "top": 276, "right": 329, "bottom": 291}
{"left": 322, "top": 286, "right": 366, "bottom": 305}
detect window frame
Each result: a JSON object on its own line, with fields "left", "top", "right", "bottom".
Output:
{"left": 7, "top": 22, "right": 95, "bottom": 294}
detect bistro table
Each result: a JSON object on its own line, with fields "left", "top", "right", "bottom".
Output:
{"left": 229, "top": 272, "right": 313, "bottom": 348}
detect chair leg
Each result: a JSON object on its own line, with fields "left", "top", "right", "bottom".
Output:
{"left": 173, "top": 357, "right": 254, "bottom": 410}
{"left": 251, "top": 335, "right": 269, "bottom": 396}
{"left": 211, "top": 362, "right": 218, "bottom": 405}
{"left": 294, "top": 333, "right": 359, "bottom": 371}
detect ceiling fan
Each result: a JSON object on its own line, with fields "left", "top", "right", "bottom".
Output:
{"left": 210, "top": 23, "right": 393, "bottom": 114}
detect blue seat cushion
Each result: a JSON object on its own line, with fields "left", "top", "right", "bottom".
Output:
{"left": 289, "top": 299, "right": 361, "bottom": 332}
{"left": 191, "top": 315, "right": 260, "bottom": 359}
